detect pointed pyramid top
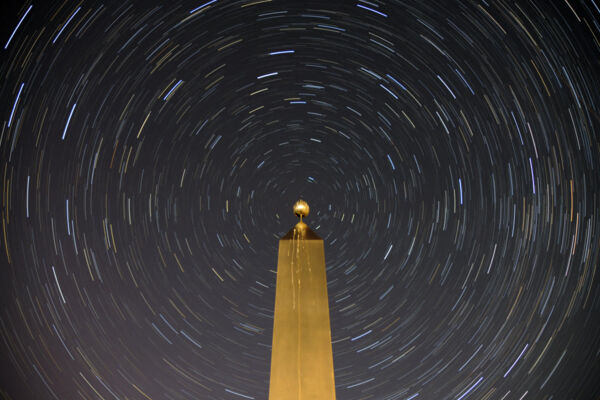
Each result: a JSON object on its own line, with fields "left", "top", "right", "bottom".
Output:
{"left": 281, "top": 200, "right": 321, "bottom": 240}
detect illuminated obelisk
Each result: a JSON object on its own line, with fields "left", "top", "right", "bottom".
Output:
{"left": 269, "top": 200, "right": 336, "bottom": 399}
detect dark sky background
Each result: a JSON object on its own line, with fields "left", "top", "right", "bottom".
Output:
{"left": 1, "top": 0, "right": 600, "bottom": 399}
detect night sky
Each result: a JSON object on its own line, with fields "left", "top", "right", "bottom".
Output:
{"left": 1, "top": 0, "right": 600, "bottom": 399}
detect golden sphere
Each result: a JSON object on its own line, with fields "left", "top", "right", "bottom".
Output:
{"left": 293, "top": 200, "right": 309, "bottom": 218}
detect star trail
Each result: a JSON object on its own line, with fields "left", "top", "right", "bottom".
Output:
{"left": 1, "top": 0, "right": 600, "bottom": 399}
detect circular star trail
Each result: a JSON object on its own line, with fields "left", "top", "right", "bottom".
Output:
{"left": 1, "top": 0, "right": 600, "bottom": 399}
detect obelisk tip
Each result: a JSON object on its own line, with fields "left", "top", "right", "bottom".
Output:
{"left": 293, "top": 199, "right": 309, "bottom": 221}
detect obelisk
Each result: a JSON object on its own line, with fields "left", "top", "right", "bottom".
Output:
{"left": 269, "top": 200, "right": 336, "bottom": 399}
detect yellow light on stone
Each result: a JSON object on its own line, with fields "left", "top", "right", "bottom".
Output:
{"left": 268, "top": 200, "right": 336, "bottom": 400}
